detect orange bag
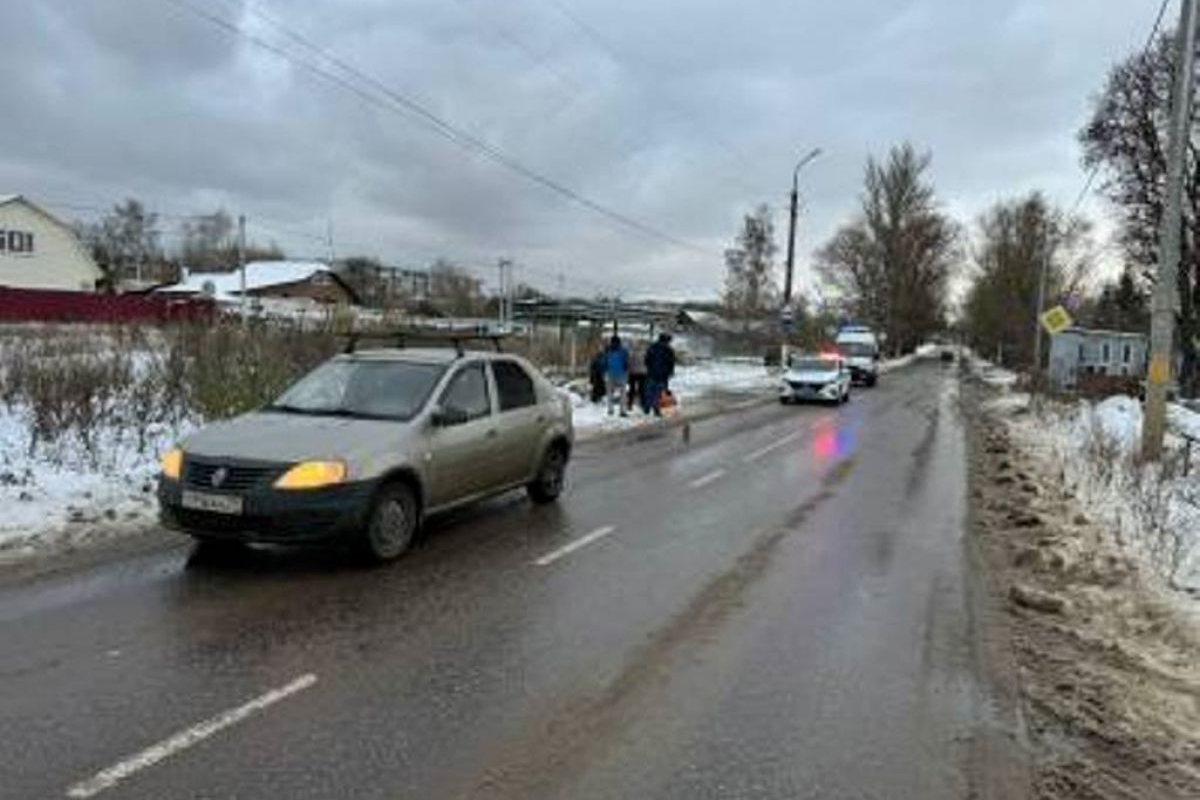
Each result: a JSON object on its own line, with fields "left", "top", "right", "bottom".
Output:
{"left": 659, "top": 389, "right": 679, "bottom": 416}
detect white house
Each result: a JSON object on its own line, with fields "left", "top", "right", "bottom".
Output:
{"left": 1048, "top": 327, "right": 1149, "bottom": 389}
{"left": 0, "top": 195, "right": 104, "bottom": 291}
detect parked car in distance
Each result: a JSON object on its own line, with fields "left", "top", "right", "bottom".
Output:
{"left": 158, "top": 348, "right": 574, "bottom": 561}
{"left": 781, "top": 352, "right": 852, "bottom": 405}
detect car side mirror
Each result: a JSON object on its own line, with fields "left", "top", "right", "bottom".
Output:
{"left": 431, "top": 406, "right": 469, "bottom": 427}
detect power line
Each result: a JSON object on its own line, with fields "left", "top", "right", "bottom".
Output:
{"left": 450, "top": 0, "right": 761, "bottom": 196}
{"left": 540, "top": 0, "right": 752, "bottom": 170}
{"left": 165, "top": 0, "right": 712, "bottom": 256}
{"left": 1069, "top": 0, "right": 1171, "bottom": 216}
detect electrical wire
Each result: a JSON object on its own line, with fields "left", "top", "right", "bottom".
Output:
{"left": 164, "top": 0, "right": 713, "bottom": 256}
{"left": 1070, "top": 0, "right": 1172, "bottom": 215}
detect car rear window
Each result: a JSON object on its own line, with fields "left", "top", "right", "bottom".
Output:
{"left": 492, "top": 360, "right": 537, "bottom": 411}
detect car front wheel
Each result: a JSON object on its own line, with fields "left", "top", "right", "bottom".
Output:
{"left": 528, "top": 445, "right": 568, "bottom": 504}
{"left": 361, "top": 482, "right": 419, "bottom": 562}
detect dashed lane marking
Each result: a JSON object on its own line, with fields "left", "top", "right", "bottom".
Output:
{"left": 66, "top": 673, "right": 318, "bottom": 798}
{"left": 742, "top": 430, "right": 804, "bottom": 463}
{"left": 687, "top": 469, "right": 726, "bottom": 490}
{"left": 533, "top": 526, "right": 617, "bottom": 566}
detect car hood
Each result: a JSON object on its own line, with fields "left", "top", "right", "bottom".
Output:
{"left": 182, "top": 411, "right": 411, "bottom": 464}
{"left": 786, "top": 369, "right": 840, "bottom": 383}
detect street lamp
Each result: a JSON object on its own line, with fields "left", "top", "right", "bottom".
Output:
{"left": 783, "top": 147, "right": 822, "bottom": 308}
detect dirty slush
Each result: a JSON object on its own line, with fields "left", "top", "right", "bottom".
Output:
{"left": 962, "top": 376, "right": 1200, "bottom": 799}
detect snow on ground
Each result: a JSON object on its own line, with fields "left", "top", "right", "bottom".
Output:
{"left": 564, "top": 358, "right": 780, "bottom": 437}
{"left": 970, "top": 355, "right": 1200, "bottom": 594}
{"left": 0, "top": 408, "right": 192, "bottom": 562}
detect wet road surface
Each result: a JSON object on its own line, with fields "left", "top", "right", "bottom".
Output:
{"left": 0, "top": 362, "right": 1010, "bottom": 799}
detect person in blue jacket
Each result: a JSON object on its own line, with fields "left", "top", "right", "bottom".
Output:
{"left": 603, "top": 335, "right": 630, "bottom": 417}
{"left": 643, "top": 333, "right": 676, "bottom": 416}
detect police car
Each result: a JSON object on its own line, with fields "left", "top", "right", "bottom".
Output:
{"left": 780, "top": 352, "right": 852, "bottom": 405}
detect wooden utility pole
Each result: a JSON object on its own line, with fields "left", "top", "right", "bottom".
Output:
{"left": 1144, "top": 0, "right": 1198, "bottom": 460}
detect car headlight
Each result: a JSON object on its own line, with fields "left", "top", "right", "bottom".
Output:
{"left": 274, "top": 460, "right": 348, "bottom": 490}
{"left": 160, "top": 447, "right": 183, "bottom": 480}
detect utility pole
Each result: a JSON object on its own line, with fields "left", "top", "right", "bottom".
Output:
{"left": 782, "top": 147, "right": 821, "bottom": 367}
{"left": 497, "top": 258, "right": 512, "bottom": 332}
{"left": 237, "top": 214, "right": 247, "bottom": 327}
{"left": 1144, "top": 0, "right": 1198, "bottom": 461}
{"left": 1031, "top": 238, "right": 1052, "bottom": 391}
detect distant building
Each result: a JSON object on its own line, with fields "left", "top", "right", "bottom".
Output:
{"left": 0, "top": 195, "right": 104, "bottom": 291}
{"left": 375, "top": 264, "right": 431, "bottom": 301}
{"left": 159, "top": 260, "right": 359, "bottom": 318}
{"left": 1048, "top": 327, "right": 1148, "bottom": 389}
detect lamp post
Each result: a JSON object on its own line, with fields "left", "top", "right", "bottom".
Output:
{"left": 781, "top": 147, "right": 821, "bottom": 367}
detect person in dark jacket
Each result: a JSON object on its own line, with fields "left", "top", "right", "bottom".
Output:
{"left": 626, "top": 343, "right": 647, "bottom": 412}
{"left": 643, "top": 333, "right": 676, "bottom": 415}
{"left": 589, "top": 349, "right": 607, "bottom": 403}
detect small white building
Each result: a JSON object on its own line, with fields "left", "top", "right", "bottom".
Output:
{"left": 0, "top": 195, "right": 103, "bottom": 291}
{"left": 1048, "top": 327, "right": 1148, "bottom": 389}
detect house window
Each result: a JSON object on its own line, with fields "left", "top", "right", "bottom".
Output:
{"left": 1102, "top": 342, "right": 1111, "bottom": 363}
{"left": 1122, "top": 344, "right": 1131, "bottom": 364}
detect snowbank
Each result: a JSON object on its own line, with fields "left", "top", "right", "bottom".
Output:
{"left": 0, "top": 408, "right": 191, "bottom": 562}
{"left": 563, "top": 359, "right": 779, "bottom": 438}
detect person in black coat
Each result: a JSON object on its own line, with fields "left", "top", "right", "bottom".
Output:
{"left": 643, "top": 333, "right": 676, "bottom": 415}
{"left": 589, "top": 349, "right": 607, "bottom": 403}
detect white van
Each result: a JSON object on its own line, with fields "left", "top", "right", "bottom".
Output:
{"left": 835, "top": 326, "right": 881, "bottom": 386}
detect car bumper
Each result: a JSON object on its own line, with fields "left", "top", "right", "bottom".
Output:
{"left": 847, "top": 366, "right": 877, "bottom": 385}
{"left": 781, "top": 383, "right": 842, "bottom": 403}
{"left": 158, "top": 478, "right": 377, "bottom": 544}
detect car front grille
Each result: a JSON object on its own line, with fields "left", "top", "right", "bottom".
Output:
{"left": 789, "top": 381, "right": 828, "bottom": 391}
{"left": 184, "top": 460, "right": 282, "bottom": 492}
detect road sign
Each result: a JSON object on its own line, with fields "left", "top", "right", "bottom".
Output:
{"left": 1039, "top": 304, "right": 1072, "bottom": 335}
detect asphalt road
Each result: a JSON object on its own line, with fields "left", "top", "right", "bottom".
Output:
{"left": 0, "top": 361, "right": 1019, "bottom": 800}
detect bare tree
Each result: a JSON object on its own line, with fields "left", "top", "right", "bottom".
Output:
{"left": 962, "top": 192, "right": 1094, "bottom": 368}
{"left": 1080, "top": 30, "right": 1199, "bottom": 393}
{"left": 79, "top": 198, "right": 162, "bottom": 287}
{"left": 816, "top": 143, "right": 958, "bottom": 354}
{"left": 429, "top": 259, "right": 485, "bottom": 316}
{"left": 722, "top": 204, "right": 779, "bottom": 319}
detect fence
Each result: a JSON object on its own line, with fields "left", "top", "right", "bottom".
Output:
{"left": 0, "top": 287, "right": 213, "bottom": 324}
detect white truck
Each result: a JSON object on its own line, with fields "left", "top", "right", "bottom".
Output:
{"left": 835, "top": 326, "right": 881, "bottom": 386}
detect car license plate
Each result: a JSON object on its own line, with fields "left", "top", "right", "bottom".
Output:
{"left": 181, "top": 490, "right": 244, "bottom": 515}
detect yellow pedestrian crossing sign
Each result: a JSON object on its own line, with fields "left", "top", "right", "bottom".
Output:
{"left": 1040, "top": 305, "right": 1073, "bottom": 335}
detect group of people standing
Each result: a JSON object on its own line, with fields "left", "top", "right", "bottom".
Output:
{"left": 589, "top": 333, "right": 676, "bottom": 417}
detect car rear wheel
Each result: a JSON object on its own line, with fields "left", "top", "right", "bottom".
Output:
{"left": 361, "top": 482, "right": 419, "bottom": 562}
{"left": 528, "top": 444, "right": 567, "bottom": 504}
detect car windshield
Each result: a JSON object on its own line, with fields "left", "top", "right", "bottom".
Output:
{"left": 268, "top": 360, "right": 446, "bottom": 421}
{"left": 840, "top": 342, "right": 876, "bottom": 357}
{"left": 790, "top": 357, "right": 838, "bottom": 372}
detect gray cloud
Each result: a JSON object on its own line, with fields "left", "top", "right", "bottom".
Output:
{"left": 0, "top": 0, "right": 1154, "bottom": 297}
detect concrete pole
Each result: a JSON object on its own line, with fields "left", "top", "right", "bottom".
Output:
{"left": 238, "top": 214, "right": 247, "bottom": 327}
{"left": 1144, "top": 0, "right": 1198, "bottom": 461}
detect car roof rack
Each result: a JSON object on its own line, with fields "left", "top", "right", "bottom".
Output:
{"left": 339, "top": 329, "right": 509, "bottom": 357}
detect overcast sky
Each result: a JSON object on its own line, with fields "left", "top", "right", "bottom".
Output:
{"left": 0, "top": 0, "right": 1165, "bottom": 299}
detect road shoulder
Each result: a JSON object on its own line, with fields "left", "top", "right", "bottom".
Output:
{"left": 962, "top": 376, "right": 1200, "bottom": 800}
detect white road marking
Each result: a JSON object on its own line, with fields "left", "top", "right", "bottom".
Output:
{"left": 687, "top": 469, "right": 726, "bottom": 490}
{"left": 66, "top": 673, "right": 318, "bottom": 799}
{"left": 742, "top": 430, "right": 804, "bottom": 464}
{"left": 533, "top": 526, "right": 617, "bottom": 566}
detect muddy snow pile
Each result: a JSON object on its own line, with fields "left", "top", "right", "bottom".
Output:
{"left": 966, "top": 383, "right": 1200, "bottom": 799}
{"left": 1004, "top": 394, "right": 1200, "bottom": 593}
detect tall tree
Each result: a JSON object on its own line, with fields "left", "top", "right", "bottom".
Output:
{"left": 1084, "top": 267, "right": 1151, "bottom": 332}
{"left": 79, "top": 198, "right": 162, "bottom": 286}
{"left": 816, "top": 143, "right": 958, "bottom": 354}
{"left": 721, "top": 204, "right": 778, "bottom": 318}
{"left": 962, "top": 193, "right": 1093, "bottom": 368}
{"left": 429, "top": 259, "right": 485, "bottom": 316}
{"left": 177, "top": 210, "right": 284, "bottom": 271}
{"left": 1080, "top": 30, "right": 1199, "bottom": 393}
